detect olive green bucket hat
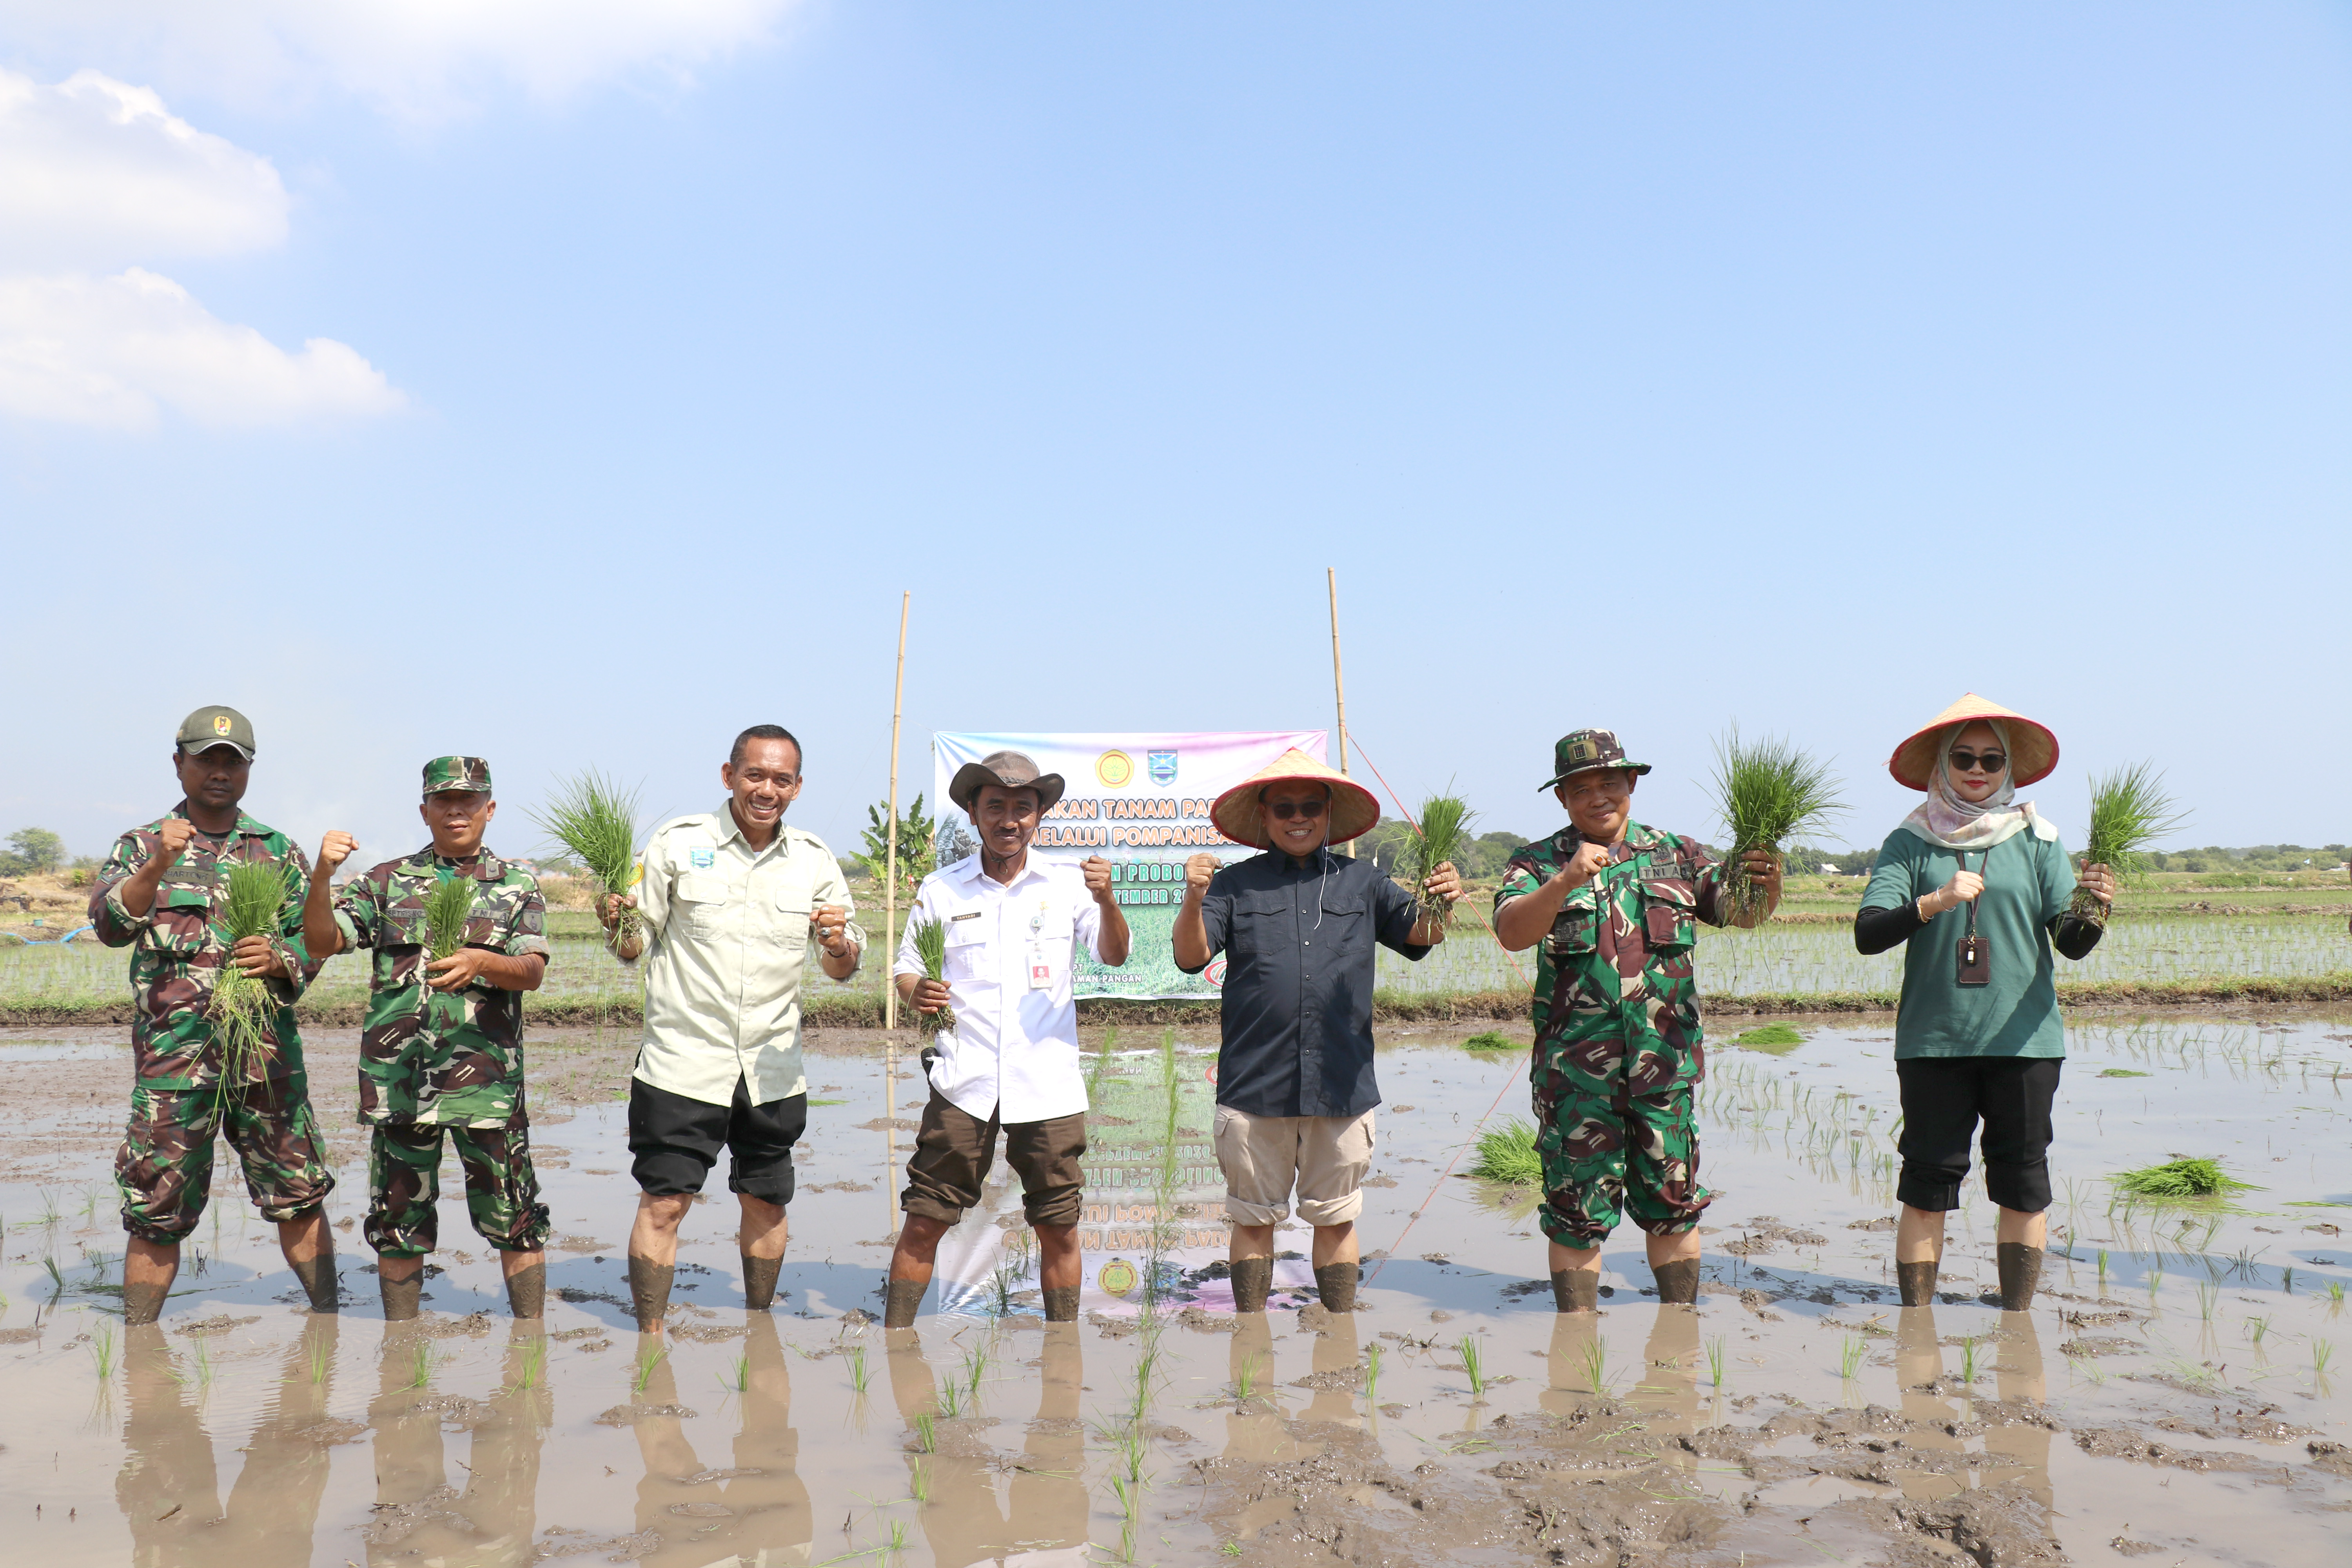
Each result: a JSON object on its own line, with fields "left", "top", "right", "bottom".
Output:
{"left": 1538, "top": 728, "right": 1652, "bottom": 791}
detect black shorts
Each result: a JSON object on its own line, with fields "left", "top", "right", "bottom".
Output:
{"left": 627, "top": 1076, "right": 807, "bottom": 1207}
{"left": 1895, "top": 1056, "right": 2061, "bottom": 1214}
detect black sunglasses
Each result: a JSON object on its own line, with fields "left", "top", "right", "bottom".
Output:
{"left": 1949, "top": 750, "right": 2007, "bottom": 774}
{"left": 1267, "top": 798, "right": 1327, "bottom": 820}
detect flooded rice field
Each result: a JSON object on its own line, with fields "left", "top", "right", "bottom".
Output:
{"left": 2, "top": 1013, "right": 2349, "bottom": 1566}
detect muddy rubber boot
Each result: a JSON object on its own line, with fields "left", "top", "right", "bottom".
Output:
{"left": 1314, "top": 1261, "right": 1359, "bottom": 1313}
{"left": 122, "top": 1280, "right": 167, "bottom": 1327}
{"left": 1651, "top": 1258, "right": 1701, "bottom": 1305}
{"left": 626, "top": 1254, "right": 674, "bottom": 1332}
{"left": 883, "top": 1278, "right": 926, "bottom": 1329}
{"left": 1996, "top": 1243, "right": 2043, "bottom": 1312}
{"left": 1042, "top": 1286, "right": 1080, "bottom": 1323}
{"left": 1896, "top": 1259, "right": 1939, "bottom": 1308}
{"left": 381, "top": 1269, "right": 423, "bottom": 1323}
{"left": 742, "top": 1253, "right": 781, "bottom": 1312}
{"left": 1551, "top": 1270, "right": 1599, "bottom": 1314}
{"left": 290, "top": 1252, "right": 340, "bottom": 1314}
{"left": 1230, "top": 1257, "right": 1274, "bottom": 1314}
{"left": 505, "top": 1258, "right": 545, "bottom": 1320}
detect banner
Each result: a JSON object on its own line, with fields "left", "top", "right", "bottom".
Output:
{"left": 931, "top": 730, "right": 1325, "bottom": 998}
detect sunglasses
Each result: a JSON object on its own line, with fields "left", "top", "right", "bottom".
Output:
{"left": 1266, "top": 798, "right": 1327, "bottom": 820}
{"left": 1949, "top": 750, "right": 2007, "bottom": 774}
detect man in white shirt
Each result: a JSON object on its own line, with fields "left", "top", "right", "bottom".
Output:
{"left": 889, "top": 750, "right": 1130, "bottom": 1326}
{"left": 599, "top": 724, "right": 861, "bottom": 1330}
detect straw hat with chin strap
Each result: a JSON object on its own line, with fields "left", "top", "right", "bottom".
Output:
{"left": 1888, "top": 693, "right": 2059, "bottom": 791}
{"left": 1210, "top": 748, "right": 1381, "bottom": 849}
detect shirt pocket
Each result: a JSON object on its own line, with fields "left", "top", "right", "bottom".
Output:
{"left": 772, "top": 880, "right": 812, "bottom": 950}
{"left": 379, "top": 906, "right": 428, "bottom": 949}
{"left": 1637, "top": 873, "right": 1698, "bottom": 954}
{"left": 1544, "top": 886, "right": 1599, "bottom": 958}
{"left": 676, "top": 874, "right": 735, "bottom": 939}
{"left": 1307, "top": 897, "right": 1369, "bottom": 961}
{"left": 145, "top": 883, "right": 216, "bottom": 955}
{"left": 944, "top": 917, "right": 991, "bottom": 985}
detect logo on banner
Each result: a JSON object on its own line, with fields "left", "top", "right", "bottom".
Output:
{"left": 1204, "top": 958, "right": 1227, "bottom": 989}
{"left": 1098, "top": 1258, "right": 1139, "bottom": 1297}
{"left": 1147, "top": 749, "right": 1178, "bottom": 786}
{"left": 1096, "top": 750, "right": 1134, "bottom": 788}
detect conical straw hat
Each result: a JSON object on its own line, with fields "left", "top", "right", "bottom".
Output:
{"left": 1210, "top": 748, "right": 1382, "bottom": 848}
{"left": 1888, "top": 693, "right": 2059, "bottom": 791}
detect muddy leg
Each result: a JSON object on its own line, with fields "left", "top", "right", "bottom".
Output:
{"left": 1548, "top": 1239, "right": 1602, "bottom": 1314}
{"left": 122, "top": 1237, "right": 180, "bottom": 1327}
{"left": 1310, "top": 1220, "right": 1359, "bottom": 1312}
{"left": 1035, "top": 1221, "right": 1082, "bottom": 1322}
{"left": 379, "top": 1255, "right": 425, "bottom": 1323}
{"left": 1896, "top": 1205, "right": 1945, "bottom": 1306}
{"left": 279, "top": 1210, "right": 338, "bottom": 1313}
{"left": 1646, "top": 1227, "right": 1702, "bottom": 1305}
{"left": 1996, "top": 1242, "right": 2043, "bottom": 1312}
{"left": 627, "top": 1192, "right": 692, "bottom": 1333}
{"left": 739, "top": 1192, "right": 788, "bottom": 1310}
{"left": 1229, "top": 1222, "right": 1275, "bottom": 1314}
{"left": 501, "top": 1249, "right": 546, "bottom": 1320}
{"left": 884, "top": 1213, "right": 951, "bottom": 1327}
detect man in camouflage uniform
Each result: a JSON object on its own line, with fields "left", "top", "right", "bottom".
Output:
{"left": 1493, "top": 728, "right": 1782, "bottom": 1312}
{"left": 301, "top": 757, "right": 553, "bottom": 1320}
{"left": 90, "top": 704, "right": 338, "bottom": 1325}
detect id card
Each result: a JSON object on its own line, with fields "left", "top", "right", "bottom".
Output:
{"left": 1028, "top": 943, "right": 1052, "bottom": 990}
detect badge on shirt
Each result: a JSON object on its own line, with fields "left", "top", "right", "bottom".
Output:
{"left": 690, "top": 848, "right": 715, "bottom": 869}
{"left": 1029, "top": 946, "right": 1053, "bottom": 989}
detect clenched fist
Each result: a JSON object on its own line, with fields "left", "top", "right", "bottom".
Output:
{"left": 1081, "top": 855, "right": 1116, "bottom": 899}
{"left": 1552, "top": 840, "right": 1614, "bottom": 893}
{"left": 1183, "top": 852, "right": 1220, "bottom": 895}
{"left": 154, "top": 817, "right": 196, "bottom": 869}
{"left": 316, "top": 830, "right": 359, "bottom": 877}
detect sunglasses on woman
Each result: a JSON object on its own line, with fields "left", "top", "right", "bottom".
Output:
{"left": 1949, "top": 750, "right": 2007, "bottom": 774}
{"left": 1267, "top": 798, "right": 1327, "bottom": 820}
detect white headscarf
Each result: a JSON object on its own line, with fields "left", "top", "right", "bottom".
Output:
{"left": 1897, "top": 719, "right": 2060, "bottom": 851}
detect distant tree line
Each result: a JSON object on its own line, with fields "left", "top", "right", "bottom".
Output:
{"left": 0, "top": 827, "right": 65, "bottom": 877}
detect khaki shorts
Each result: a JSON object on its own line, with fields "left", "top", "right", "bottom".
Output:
{"left": 900, "top": 1090, "right": 1088, "bottom": 1229}
{"left": 1212, "top": 1105, "right": 1376, "bottom": 1227}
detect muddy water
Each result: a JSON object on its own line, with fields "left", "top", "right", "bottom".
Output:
{"left": 2, "top": 1016, "right": 2350, "bottom": 1565}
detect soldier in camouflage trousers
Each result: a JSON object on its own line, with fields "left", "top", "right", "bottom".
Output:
{"left": 1494, "top": 729, "right": 1782, "bottom": 1313}
{"left": 91, "top": 706, "right": 339, "bottom": 1325}
{"left": 302, "top": 756, "right": 553, "bottom": 1321}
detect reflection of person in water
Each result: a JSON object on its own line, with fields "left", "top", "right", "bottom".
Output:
{"left": 460, "top": 1323, "right": 551, "bottom": 1563}
{"left": 117, "top": 1318, "right": 344, "bottom": 1567}
{"left": 1221, "top": 1314, "right": 1292, "bottom": 1466}
{"left": 887, "top": 1322, "right": 1090, "bottom": 1567}
{"left": 621, "top": 1316, "right": 815, "bottom": 1566}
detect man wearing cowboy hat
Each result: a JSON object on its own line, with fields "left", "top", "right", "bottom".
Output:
{"left": 1492, "top": 729, "right": 1781, "bottom": 1314}
{"left": 1172, "top": 748, "right": 1463, "bottom": 1316}
{"left": 887, "top": 750, "right": 1131, "bottom": 1327}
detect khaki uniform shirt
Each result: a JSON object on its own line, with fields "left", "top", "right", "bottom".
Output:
{"left": 619, "top": 805, "right": 860, "bottom": 1107}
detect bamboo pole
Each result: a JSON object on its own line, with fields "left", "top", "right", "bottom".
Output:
{"left": 884, "top": 592, "right": 909, "bottom": 1029}
{"left": 1327, "top": 567, "right": 1353, "bottom": 857}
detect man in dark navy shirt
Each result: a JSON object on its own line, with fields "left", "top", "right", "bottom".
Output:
{"left": 1174, "top": 749, "right": 1461, "bottom": 1314}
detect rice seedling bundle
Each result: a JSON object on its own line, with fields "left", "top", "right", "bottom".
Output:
{"left": 908, "top": 915, "right": 956, "bottom": 1038}
{"left": 209, "top": 859, "right": 294, "bottom": 1090}
{"left": 1402, "top": 792, "right": 1473, "bottom": 929}
{"left": 532, "top": 769, "right": 644, "bottom": 945}
{"left": 2111, "top": 1156, "right": 2258, "bottom": 1202}
{"left": 2069, "top": 762, "right": 2189, "bottom": 927}
{"left": 424, "top": 872, "right": 477, "bottom": 961}
{"left": 1468, "top": 1119, "right": 1542, "bottom": 1187}
{"left": 1707, "top": 728, "right": 1844, "bottom": 924}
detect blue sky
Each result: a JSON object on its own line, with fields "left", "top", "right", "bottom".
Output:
{"left": 4, "top": 2, "right": 2347, "bottom": 868}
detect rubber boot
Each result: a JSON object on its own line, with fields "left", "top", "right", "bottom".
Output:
{"left": 1551, "top": 1269, "right": 1599, "bottom": 1314}
{"left": 1996, "top": 1243, "right": 2043, "bottom": 1312}
{"left": 742, "top": 1253, "right": 781, "bottom": 1311}
{"left": 1651, "top": 1257, "right": 1701, "bottom": 1305}
{"left": 505, "top": 1258, "right": 545, "bottom": 1320}
{"left": 1230, "top": 1257, "right": 1274, "bottom": 1314}
{"left": 882, "top": 1278, "right": 926, "bottom": 1329}
{"left": 1896, "top": 1259, "right": 1939, "bottom": 1307}
{"left": 1314, "top": 1261, "right": 1359, "bottom": 1313}
{"left": 1042, "top": 1286, "right": 1080, "bottom": 1323}
{"left": 381, "top": 1269, "right": 423, "bottom": 1323}
{"left": 626, "top": 1254, "right": 673, "bottom": 1332}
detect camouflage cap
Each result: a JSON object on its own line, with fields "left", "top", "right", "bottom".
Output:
{"left": 1539, "top": 728, "right": 1651, "bottom": 791}
{"left": 423, "top": 756, "right": 493, "bottom": 797}
{"left": 176, "top": 704, "right": 255, "bottom": 760}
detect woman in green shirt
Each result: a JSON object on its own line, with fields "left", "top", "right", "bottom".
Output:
{"left": 1855, "top": 694, "right": 2117, "bottom": 1311}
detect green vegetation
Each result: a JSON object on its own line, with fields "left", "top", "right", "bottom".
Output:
{"left": 2071, "top": 762, "right": 2190, "bottom": 926}
{"left": 2097, "top": 1068, "right": 2151, "bottom": 1078}
{"left": 1460, "top": 1030, "right": 1523, "bottom": 1053}
{"left": 1456, "top": 1334, "right": 1486, "bottom": 1397}
{"left": 1708, "top": 728, "right": 1846, "bottom": 923}
{"left": 531, "top": 769, "right": 643, "bottom": 946}
{"left": 210, "top": 859, "right": 294, "bottom": 1091}
{"left": 856, "top": 793, "right": 938, "bottom": 901}
{"left": 0, "top": 827, "right": 64, "bottom": 876}
{"left": 1733, "top": 1022, "right": 1804, "bottom": 1050}
{"left": 907, "top": 915, "right": 955, "bottom": 1038}
{"left": 2111, "top": 1157, "right": 2259, "bottom": 1201}
{"left": 1469, "top": 1119, "right": 1541, "bottom": 1186}
{"left": 1402, "top": 793, "right": 1474, "bottom": 929}
{"left": 423, "top": 872, "right": 476, "bottom": 962}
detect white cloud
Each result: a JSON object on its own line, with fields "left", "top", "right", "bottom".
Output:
{"left": 0, "top": 269, "right": 404, "bottom": 430}
{"left": 0, "top": 67, "right": 289, "bottom": 270}
{"left": 0, "top": 1, "right": 799, "bottom": 121}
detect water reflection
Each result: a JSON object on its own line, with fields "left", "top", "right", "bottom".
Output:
{"left": 887, "top": 1322, "right": 1089, "bottom": 1566}
{"left": 625, "top": 1315, "right": 813, "bottom": 1564}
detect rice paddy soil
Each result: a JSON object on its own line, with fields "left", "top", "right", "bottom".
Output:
{"left": 4, "top": 1009, "right": 2352, "bottom": 1565}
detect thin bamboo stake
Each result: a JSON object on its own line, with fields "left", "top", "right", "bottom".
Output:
{"left": 1327, "top": 567, "right": 1353, "bottom": 858}
{"left": 885, "top": 591, "right": 909, "bottom": 1237}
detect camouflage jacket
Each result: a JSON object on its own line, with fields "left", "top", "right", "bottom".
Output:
{"left": 333, "top": 847, "right": 552, "bottom": 1128}
{"left": 1494, "top": 821, "right": 1733, "bottom": 1096}
{"left": 90, "top": 806, "right": 316, "bottom": 1091}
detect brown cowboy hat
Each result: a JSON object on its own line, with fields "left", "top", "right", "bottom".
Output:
{"left": 947, "top": 750, "right": 1067, "bottom": 814}
{"left": 1210, "top": 748, "right": 1381, "bottom": 848}
{"left": 1888, "top": 693, "right": 2059, "bottom": 791}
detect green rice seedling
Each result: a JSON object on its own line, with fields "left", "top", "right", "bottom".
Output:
{"left": 961, "top": 1344, "right": 989, "bottom": 1408}
{"left": 2246, "top": 1316, "right": 2270, "bottom": 1347}
{"left": 1958, "top": 1338, "right": 1982, "bottom": 1383}
{"left": 36, "top": 1189, "right": 61, "bottom": 1227}
{"left": 2281, "top": 1267, "right": 2295, "bottom": 1295}
{"left": 516, "top": 1337, "right": 546, "bottom": 1390}
{"left": 1457, "top": 1335, "right": 1486, "bottom": 1397}
{"left": 2147, "top": 1269, "right": 2164, "bottom": 1298}
{"left": 1838, "top": 1337, "right": 1866, "bottom": 1380}
{"left": 1579, "top": 1335, "right": 1610, "bottom": 1395}
{"left": 1733, "top": 1023, "right": 1804, "bottom": 1049}
{"left": 1403, "top": 793, "right": 1474, "bottom": 929}
{"left": 89, "top": 1323, "right": 118, "bottom": 1379}
{"left": 191, "top": 1337, "right": 216, "bottom": 1390}
{"left": 1708, "top": 727, "right": 1845, "bottom": 924}
{"left": 532, "top": 769, "right": 644, "bottom": 946}
{"left": 847, "top": 1343, "right": 870, "bottom": 1394}
{"left": 907, "top": 915, "right": 955, "bottom": 1039}
{"left": 2112, "top": 1158, "right": 2258, "bottom": 1203}
{"left": 887, "top": 1517, "right": 908, "bottom": 1555}
{"left": 629, "top": 1345, "right": 666, "bottom": 1394}
{"left": 209, "top": 860, "right": 294, "bottom": 1093}
{"left": 2096, "top": 1249, "right": 2109, "bottom": 1287}
{"left": 935, "top": 1376, "right": 964, "bottom": 1419}
{"left": 1460, "top": 1030, "right": 1523, "bottom": 1053}
{"left": 1109, "top": 1473, "right": 1142, "bottom": 1521}
{"left": 2069, "top": 762, "right": 2189, "bottom": 927}
{"left": 1234, "top": 1354, "right": 1262, "bottom": 1403}
{"left": 1705, "top": 1336, "right": 1727, "bottom": 1390}
{"left": 41, "top": 1256, "right": 65, "bottom": 1299}
{"left": 913, "top": 1411, "right": 935, "bottom": 1452}
{"left": 1468, "top": 1120, "right": 1541, "bottom": 1187}
{"left": 717, "top": 1352, "right": 749, "bottom": 1393}
{"left": 423, "top": 871, "right": 477, "bottom": 962}
{"left": 1363, "top": 1341, "right": 1383, "bottom": 1403}
{"left": 2195, "top": 1281, "right": 2219, "bottom": 1320}
{"left": 1088, "top": 1025, "right": 1121, "bottom": 1096}
{"left": 2328, "top": 1281, "right": 2345, "bottom": 1308}
{"left": 907, "top": 1457, "right": 931, "bottom": 1505}
{"left": 409, "top": 1340, "right": 435, "bottom": 1389}
{"left": 2313, "top": 1340, "right": 2335, "bottom": 1378}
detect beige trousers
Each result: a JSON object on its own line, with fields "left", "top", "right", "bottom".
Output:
{"left": 1212, "top": 1105, "right": 1376, "bottom": 1227}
